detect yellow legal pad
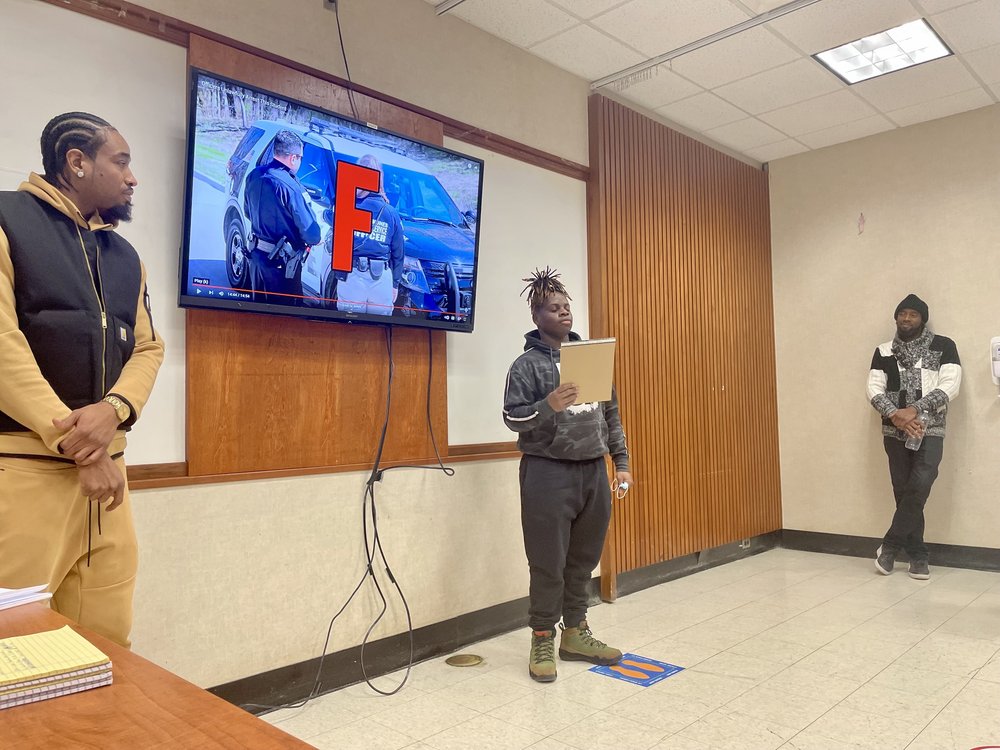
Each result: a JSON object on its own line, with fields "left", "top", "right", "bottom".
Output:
{"left": 0, "top": 625, "right": 110, "bottom": 688}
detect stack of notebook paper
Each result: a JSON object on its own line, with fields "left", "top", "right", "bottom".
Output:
{"left": 0, "top": 584, "right": 53, "bottom": 611}
{"left": 0, "top": 625, "right": 113, "bottom": 710}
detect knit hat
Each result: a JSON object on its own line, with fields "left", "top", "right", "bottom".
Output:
{"left": 894, "top": 293, "right": 928, "bottom": 324}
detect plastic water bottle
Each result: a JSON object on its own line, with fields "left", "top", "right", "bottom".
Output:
{"left": 905, "top": 411, "right": 930, "bottom": 451}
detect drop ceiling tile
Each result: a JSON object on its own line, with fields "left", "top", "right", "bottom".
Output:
{"left": 713, "top": 58, "right": 842, "bottom": 115}
{"left": 655, "top": 91, "right": 748, "bottom": 131}
{"left": 529, "top": 24, "right": 645, "bottom": 80}
{"left": 917, "top": 0, "right": 979, "bottom": 12}
{"left": 931, "top": 0, "right": 1000, "bottom": 53}
{"left": 797, "top": 113, "right": 896, "bottom": 149}
{"left": 886, "top": 86, "right": 994, "bottom": 126}
{"left": 765, "top": 0, "right": 918, "bottom": 54}
{"left": 451, "top": 0, "right": 578, "bottom": 47}
{"left": 591, "top": 0, "right": 750, "bottom": 58}
{"left": 736, "top": 0, "right": 798, "bottom": 12}
{"left": 758, "top": 89, "right": 877, "bottom": 136}
{"left": 613, "top": 65, "right": 704, "bottom": 110}
{"left": 744, "top": 138, "right": 809, "bottom": 163}
{"left": 963, "top": 43, "right": 1000, "bottom": 83}
{"left": 852, "top": 54, "right": 980, "bottom": 111}
{"left": 669, "top": 25, "right": 801, "bottom": 89}
{"left": 704, "top": 117, "right": 787, "bottom": 151}
{"left": 547, "top": 0, "right": 633, "bottom": 20}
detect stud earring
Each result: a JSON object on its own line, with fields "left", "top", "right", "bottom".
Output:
{"left": 76, "top": 170, "right": 85, "bottom": 178}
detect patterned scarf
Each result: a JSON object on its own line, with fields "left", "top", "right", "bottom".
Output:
{"left": 892, "top": 326, "right": 934, "bottom": 410}
{"left": 891, "top": 326, "right": 933, "bottom": 368}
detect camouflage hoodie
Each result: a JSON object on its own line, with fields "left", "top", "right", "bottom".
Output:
{"left": 503, "top": 330, "right": 628, "bottom": 471}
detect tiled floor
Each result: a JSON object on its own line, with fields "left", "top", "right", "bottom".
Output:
{"left": 263, "top": 549, "right": 1000, "bottom": 749}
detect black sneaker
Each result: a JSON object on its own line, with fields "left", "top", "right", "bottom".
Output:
{"left": 875, "top": 545, "right": 895, "bottom": 576}
{"left": 908, "top": 560, "right": 930, "bottom": 580}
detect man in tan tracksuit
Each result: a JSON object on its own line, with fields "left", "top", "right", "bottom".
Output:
{"left": 0, "top": 112, "right": 163, "bottom": 647}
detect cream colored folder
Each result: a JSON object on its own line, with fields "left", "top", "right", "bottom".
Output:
{"left": 559, "top": 338, "right": 616, "bottom": 404}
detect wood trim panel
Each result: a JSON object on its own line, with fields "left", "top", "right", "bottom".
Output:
{"left": 447, "top": 441, "right": 518, "bottom": 456}
{"left": 126, "top": 445, "right": 519, "bottom": 490}
{"left": 588, "top": 95, "right": 781, "bottom": 592}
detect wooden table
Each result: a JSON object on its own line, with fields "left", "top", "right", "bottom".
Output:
{"left": 1, "top": 603, "right": 314, "bottom": 749}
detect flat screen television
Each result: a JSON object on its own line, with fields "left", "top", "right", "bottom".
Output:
{"left": 179, "top": 69, "right": 484, "bottom": 332}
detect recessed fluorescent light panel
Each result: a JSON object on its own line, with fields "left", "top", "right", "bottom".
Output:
{"left": 813, "top": 19, "right": 952, "bottom": 85}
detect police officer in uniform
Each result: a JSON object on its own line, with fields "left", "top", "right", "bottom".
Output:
{"left": 243, "top": 130, "right": 321, "bottom": 304}
{"left": 336, "top": 154, "right": 405, "bottom": 316}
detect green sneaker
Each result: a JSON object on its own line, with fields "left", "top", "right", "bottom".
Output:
{"left": 558, "top": 620, "right": 622, "bottom": 666}
{"left": 529, "top": 629, "right": 557, "bottom": 682}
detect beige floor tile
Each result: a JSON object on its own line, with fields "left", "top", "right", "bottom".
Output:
{"left": 724, "top": 684, "right": 835, "bottom": 731}
{"left": 949, "top": 676, "right": 1000, "bottom": 709}
{"left": 868, "top": 662, "right": 969, "bottom": 697}
{"left": 840, "top": 680, "right": 961, "bottom": 723}
{"left": 636, "top": 635, "right": 720, "bottom": 667}
{"left": 804, "top": 705, "right": 922, "bottom": 748}
{"left": 762, "top": 666, "right": 863, "bottom": 704}
{"left": 488, "top": 691, "right": 598, "bottom": 735}
{"left": 906, "top": 700, "right": 1000, "bottom": 749}
{"left": 552, "top": 709, "right": 669, "bottom": 750}
{"left": 266, "top": 552, "right": 1000, "bottom": 750}
{"left": 527, "top": 739, "right": 577, "bottom": 750}
{"left": 893, "top": 631, "right": 1000, "bottom": 677}
{"left": 370, "top": 693, "right": 480, "bottom": 741}
{"left": 792, "top": 647, "right": 894, "bottom": 682}
{"left": 652, "top": 667, "right": 756, "bottom": 710}
{"left": 309, "top": 718, "right": 414, "bottom": 750}
{"left": 649, "top": 736, "right": 712, "bottom": 750}
{"left": 688, "top": 650, "right": 785, "bottom": 683}
{"left": 422, "top": 714, "right": 542, "bottom": 750}
{"left": 263, "top": 701, "right": 359, "bottom": 740}
{"left": 726, "top": 634, "right": 817, "bottom": 667}
{"left": 675, "top": 705, "right": 796, "bottom": 750}
{"left": 542, "top": 668, "right": 645, "bottom": 710}
{"left": 434, "top": 671, "right": 539, "bottom": 712}
{"left": 976, "top": 650, "right": 1000, "bottom": 682}
{"left": 604, "top": 684, "right": 710, "bottom": 733}
{"left": 779, "top": 732, "right": 871, "bottom": 749}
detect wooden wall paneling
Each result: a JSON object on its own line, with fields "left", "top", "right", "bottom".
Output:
{"left": 185, "top": 36, "right": 447, "bottom": 476}
{"left": 589, "top": 96, "right": 782, "bottom": 589}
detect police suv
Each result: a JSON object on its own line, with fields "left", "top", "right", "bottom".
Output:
{"left": 224, "top": 120, "right": 476, "bottom": 318}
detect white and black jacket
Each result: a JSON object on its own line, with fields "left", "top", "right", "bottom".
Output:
{"left": 866, "top": 332, "right": 961, "bottom": 439}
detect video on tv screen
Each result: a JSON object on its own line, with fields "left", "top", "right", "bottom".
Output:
{"left": 179, "top": 69, "right": 484, "bottom": 332}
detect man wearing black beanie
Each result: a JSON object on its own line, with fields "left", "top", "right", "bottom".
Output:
{"left": 866, "top": 294, "right": 961, "bottom": 579}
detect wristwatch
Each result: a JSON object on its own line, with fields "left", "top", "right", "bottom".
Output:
{"left": 102, "top": 394, "right": 131, "bottom": 424}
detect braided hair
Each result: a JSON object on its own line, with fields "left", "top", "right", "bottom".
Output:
{"left": 520, "top": 266, "right": 571, "bottom": 314}
{"left": 40, "top": 112, "right": 115, "bottom": 188}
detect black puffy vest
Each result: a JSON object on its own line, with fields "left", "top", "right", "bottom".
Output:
{"left": 0, "top": 192, "right": 141, "bottom": 432}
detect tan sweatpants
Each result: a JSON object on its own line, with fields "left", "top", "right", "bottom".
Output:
{"left": 0, "top": 455, "right": 137, "bottom": 648}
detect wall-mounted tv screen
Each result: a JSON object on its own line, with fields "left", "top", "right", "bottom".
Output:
{"left": 179, "top": 69, "right": 484, "bottom": 332}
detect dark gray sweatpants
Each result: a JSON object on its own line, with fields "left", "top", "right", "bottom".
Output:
{"left": 519, "top": 454, "right": 612, "bottom": 631}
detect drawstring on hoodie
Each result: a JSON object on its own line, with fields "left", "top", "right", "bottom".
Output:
{"left": 86, "top": 500, "right": 103, "bottom": 566}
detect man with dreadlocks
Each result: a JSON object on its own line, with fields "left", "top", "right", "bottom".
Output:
{"left": 0, "top": 112, "right": 164, "bottom": 647}
{"left": 503, "top": 267, "right": 631, "bottom": 682}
